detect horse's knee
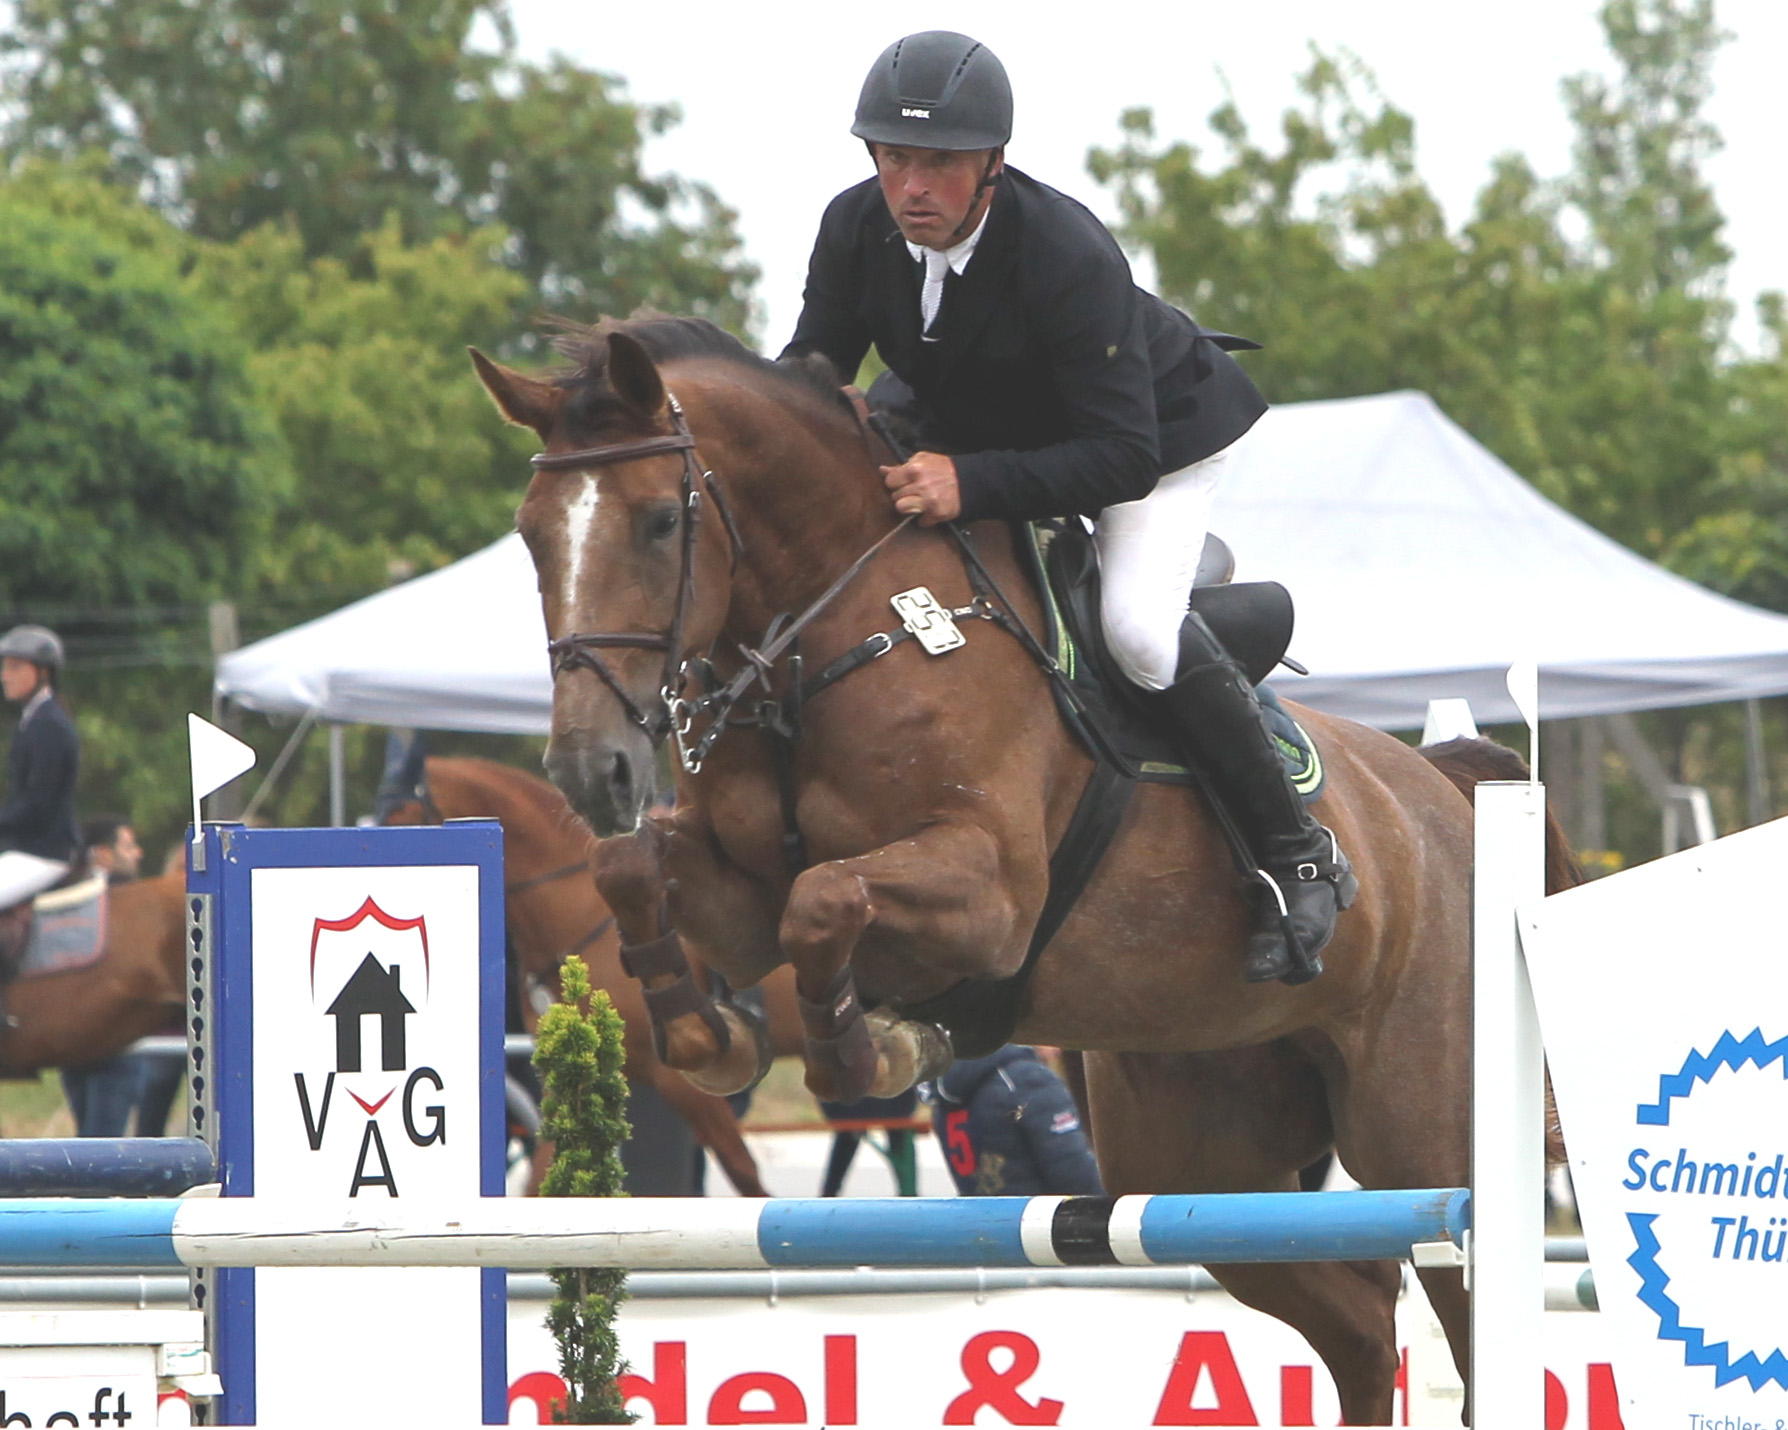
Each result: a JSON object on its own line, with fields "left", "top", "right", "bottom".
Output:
{"left": 780, "top": 863, "right": 872, "bottom": 965}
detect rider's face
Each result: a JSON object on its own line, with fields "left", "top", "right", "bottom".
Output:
{"left": 1, "top": 658, "right": 43, "bottom": 703}
{"left": 873, "top": 144, "right": 1000, "bottom": 250}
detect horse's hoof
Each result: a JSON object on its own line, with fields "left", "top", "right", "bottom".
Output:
{"left": 683, "top": 1000, "right": 774, "bottom": 1097}
{"left": 864, "top": 1009, "right": 954, "bottom": 1097}
{"left": 803, "top": 1015, "right": 877, "bottom": 1103}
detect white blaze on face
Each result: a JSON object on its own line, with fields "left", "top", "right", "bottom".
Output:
{"left": 562, "top": 475, "right": 600, "bottom": 613}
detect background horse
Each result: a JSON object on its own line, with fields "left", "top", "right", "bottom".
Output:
{"left": 474, "top": 315, "right": 1572, "bottom": 1420}
{"left": 1, "top": 870, "right": 186, "bottom": 1080}
{"left": 382, "top": 754, "right": 804, "bottom": 1196}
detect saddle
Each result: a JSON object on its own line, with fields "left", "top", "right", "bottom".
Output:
{"left": 1024, "top": 520, "right": 1324, "bottom": 801}
{"left": 0, "top": 859, "right": 103, "bottom": 986}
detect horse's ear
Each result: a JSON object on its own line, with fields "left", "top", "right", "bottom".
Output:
{"left": 606, "top": 331, "right": 666, "bottom": 416}
{"left": 469, "top": 348, "right": 560, "bottom": 438}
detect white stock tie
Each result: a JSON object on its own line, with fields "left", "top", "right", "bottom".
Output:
{"left": 920, "top": 246, "right": 949, "bottom": 336}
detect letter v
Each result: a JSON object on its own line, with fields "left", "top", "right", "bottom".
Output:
{"left": 295, "top": 1071, "right": 335, "bottom": 1150}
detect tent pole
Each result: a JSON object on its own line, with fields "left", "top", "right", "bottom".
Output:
{"left": 1746, "top": 699, "right": 1770, "bottom": 827}
{"left": 329, "top": 725, "right": 346, "bottom": 827}
{"left": 1580, "top": 717, "right": 1605, "bottom": 850}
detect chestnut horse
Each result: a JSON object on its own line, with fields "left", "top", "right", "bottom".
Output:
{"left": 1, "top": 871, "right": 186, "bottom": 1079}
{"left": 474, "top": 315, "right": 1558, "bottom": 1419}
{"left": 382, "top": 755, "right": 804, "bottom": 1196}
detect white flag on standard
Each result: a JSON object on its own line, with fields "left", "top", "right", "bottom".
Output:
{"left": 188, "top": 712, "right": 256, "bottom": 831}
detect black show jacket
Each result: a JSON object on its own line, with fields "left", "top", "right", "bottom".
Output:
{"left": 0, "top": 696, "right": 80, "bottom": 863}
{"left": 783, "top": 168, "right": 1267, "bottom": 523}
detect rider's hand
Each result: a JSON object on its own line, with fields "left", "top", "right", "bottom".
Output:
{"left": 881, "top": 451, "right": 962, "bottom": 526}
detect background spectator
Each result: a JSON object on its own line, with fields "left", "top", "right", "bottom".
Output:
{"left": 921, "top": 1045, "right": 1104, "bottom": 1197}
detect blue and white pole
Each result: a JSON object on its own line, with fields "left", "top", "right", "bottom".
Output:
{"left": 0, "top": 1188, "right": 1468, "bottom": 1271}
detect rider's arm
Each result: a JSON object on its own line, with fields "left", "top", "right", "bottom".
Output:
{"left": 782, "top": 187, "right": 874, "bottom": 386}
{"left": 951, "top": 223, "right": 1161, "bottom": 523}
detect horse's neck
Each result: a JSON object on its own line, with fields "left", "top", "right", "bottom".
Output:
{"left": 703, "top": 391, "right": 894, "bottom": 642}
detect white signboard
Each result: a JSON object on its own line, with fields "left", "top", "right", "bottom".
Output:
{"left": 193, "top": 822, "right": 506, "bottom": 1425}
{"left": 1524, "top": 816, "right": 1788, "bottom": 1428}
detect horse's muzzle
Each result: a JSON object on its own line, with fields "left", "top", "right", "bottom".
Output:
{"left": 544, "top": 732, "right": 656, "bottom": 837}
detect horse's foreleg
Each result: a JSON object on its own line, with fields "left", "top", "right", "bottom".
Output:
{"left": 590, "top": 826, "right": 769, "bottom": 1096}
{"left": 782, "top": 821, "right": 1019, "bottom": 1103}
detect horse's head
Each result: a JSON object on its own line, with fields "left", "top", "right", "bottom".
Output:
{"left": 472, "top": 330, "right": 738, "bottom": 836}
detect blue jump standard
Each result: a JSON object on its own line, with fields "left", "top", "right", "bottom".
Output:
{"left": 0, "top": 1189, "right": 1469, "bottom": 1271}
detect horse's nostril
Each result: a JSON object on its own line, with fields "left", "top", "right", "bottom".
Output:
{"left": 609, "top": 749, "right": 633, "bottom": 804}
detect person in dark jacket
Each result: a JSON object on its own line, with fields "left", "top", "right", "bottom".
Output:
{"left": 921, "top": 1046, "right": 1103, "bottom": 1197}
{"left": 0, "top": 625, "right": 81, "bottom": 910}
{"left": 783, "top": 32, "right": 1354, "bottom": 984}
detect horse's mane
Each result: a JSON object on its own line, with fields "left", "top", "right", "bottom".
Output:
{"left": 548, "top": 313, "right": 853, "bottom": 442}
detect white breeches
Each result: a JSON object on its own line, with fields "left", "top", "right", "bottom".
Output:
{"left": 1095, "top": 444, "right": 1231, "bottom": 691}
{"left": 0, "top": 850, "right": 70, "bottom": 910}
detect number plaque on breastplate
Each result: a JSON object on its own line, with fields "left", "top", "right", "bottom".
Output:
{"left": 891, "top": 585, "right": 966, "bottom": 655}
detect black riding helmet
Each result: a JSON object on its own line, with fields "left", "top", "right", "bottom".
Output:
{"left": 852, "top": 31, "right": 1013, "bottom": 151}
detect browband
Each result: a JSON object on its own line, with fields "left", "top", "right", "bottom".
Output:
{"left": 531, "top": 432, "right": 696, "bottom": 470}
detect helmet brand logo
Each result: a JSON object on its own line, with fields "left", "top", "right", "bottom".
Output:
{"left": 900, "top": 107, "right": 931, "bottom": 119}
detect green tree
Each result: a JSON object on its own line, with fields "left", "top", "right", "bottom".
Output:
{"left": 534, "top": 955, "right": 635, "bottom": 1425}
{"left": 1091, "top": 0, "right": 1788, "bottom": 861}
{"left": 195, "top": 215, "right": 536, "bottom": 595}
{"left": 0, "top": 0, "right": 757, "bottom": 334}
{"left": 0, "top": 164, "right": 281, "bottom": 608}
{"left": 1091, "top": 1, "right": 1753, "bottom": 576}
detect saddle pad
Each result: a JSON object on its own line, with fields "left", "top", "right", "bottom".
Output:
{"left": 1021, "top": 521, "right": 1325, "bottom": 803}
{"left": 19, "top": 876, "right": 109, "bottom": 978}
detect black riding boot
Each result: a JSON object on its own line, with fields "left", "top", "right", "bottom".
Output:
{"left": 1161, "top": 611, "right": 1356, "bottom": 985}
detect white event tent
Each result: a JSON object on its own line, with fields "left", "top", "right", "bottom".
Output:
{"left": 216, "top": 390, "right": 1788, "bottom": 736}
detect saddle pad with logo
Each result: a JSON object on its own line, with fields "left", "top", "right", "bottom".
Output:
{"left": 19, "top": 876, "right": 109, "bottom": 978}
{"left": 1020, "top": 521, "right": 1325, "bottom": 803}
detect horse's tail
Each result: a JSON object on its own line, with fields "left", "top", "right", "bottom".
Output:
{"left": 1419, "top": 735, "right": 1580, "bottom": 1166}
{"left": 1418, "top": 736, "right": 1585, "bottom": 896}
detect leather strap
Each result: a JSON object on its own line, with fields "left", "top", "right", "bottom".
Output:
{"left": 619, "top": 928, "right": 688, "bottom": 982}
{"left": 531, "top": 432, "right": 695, "bottom": 469}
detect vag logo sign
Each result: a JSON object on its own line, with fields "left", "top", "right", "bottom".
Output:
{"left": 291, "top": 895, "right": 454, "bottom": 1196}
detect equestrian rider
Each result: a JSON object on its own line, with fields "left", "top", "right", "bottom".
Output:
{"left": 0, "top": 625, "right": 82, "bottom": 910}
{"left": 782, "top": 31, "right": 1354, "bottom": 984}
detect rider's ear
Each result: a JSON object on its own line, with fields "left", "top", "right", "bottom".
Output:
{"left": 606, "top": 332, "right": 667, "bottom": 417}
{"left": 468, "top": 348, "right": 561, "bottom": 438}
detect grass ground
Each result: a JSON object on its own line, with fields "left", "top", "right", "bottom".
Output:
{"left": 0, "top": 1070, "right": 185, "bottom": 1139}
{"left": 0, "top": 1070, "right": 76, "bottom": 1138}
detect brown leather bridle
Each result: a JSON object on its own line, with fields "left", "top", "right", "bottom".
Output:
{"left": 534, "top": 393, "right": 743, "bottom": 747}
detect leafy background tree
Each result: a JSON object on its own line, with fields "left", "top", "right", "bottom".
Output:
{"left": 0, "top": 0, "right": 759, "bottom": 854}
{"left": 1091, "top": 0, "right": 1788, "bottom": 859}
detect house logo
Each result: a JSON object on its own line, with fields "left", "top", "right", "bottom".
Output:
{"left": 293, "top": 896, "right": 446, "bottom": 1197}
{"left": 1620, "top": 1029, "right": 1788, "bottom": 1391}
{"left": 327, "top": 953, "right": 415, "bottom": 1072}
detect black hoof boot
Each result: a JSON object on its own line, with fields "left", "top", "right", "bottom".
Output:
{"left": 1242, "top": 829, "right": 1358, "bottom": 985}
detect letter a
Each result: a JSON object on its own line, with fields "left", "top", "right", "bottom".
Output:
{"left": 1153, "top": 1331, "right": 1260, "bottom": 1426}
{"left": 349, "top": 1119, "right": 399, "bottom": 1197}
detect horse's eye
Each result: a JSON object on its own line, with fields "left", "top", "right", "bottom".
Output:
{"left": 647, "top": 507, "right": 681, "bottom": 542}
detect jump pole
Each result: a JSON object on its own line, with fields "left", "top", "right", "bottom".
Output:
{"left": 0, "top": 1187, "right": 1469, "bottom": 1271}
{"left": 1471, "top": 780, "right": 1547, "bottom": 1427}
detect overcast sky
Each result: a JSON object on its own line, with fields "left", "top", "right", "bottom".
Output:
{"left": 506, "top": 0, "right": 1786, "bottom": 355}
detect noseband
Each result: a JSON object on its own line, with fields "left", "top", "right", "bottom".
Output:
{"left": 535, "top": 393, "right": 743, "bottom": 744}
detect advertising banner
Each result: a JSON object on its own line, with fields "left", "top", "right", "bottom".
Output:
{"left": 1524, "top": 816, "right": 1788, "bottom": 1429}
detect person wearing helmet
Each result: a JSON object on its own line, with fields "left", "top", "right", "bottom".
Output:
{"left": 783, "top": 32, "right": 1352, "bottom": 985}
{"left": 0, "top": 625, "right": 82, "bottom": 911}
